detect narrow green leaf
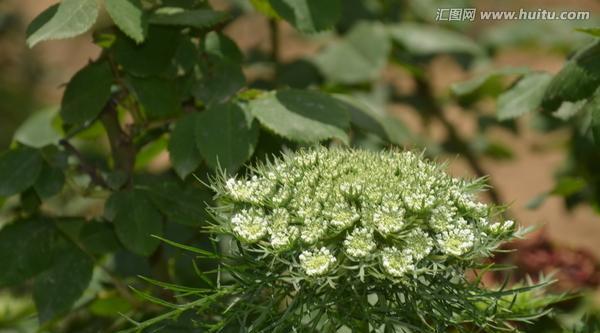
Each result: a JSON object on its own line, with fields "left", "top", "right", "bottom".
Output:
{"left": 33, "top": 243, "right": 93, "bottom": 323}
{"left": 388, "top": 23, "right": 483, "bottom": 56}
{"left": 314, "top": 22, "right": 390, "bottom": 84}
{"left": 168, "top": 114, "right": 203, "bottom": 179}
{"left": 25, "top": 4, "right": 59, "bottom": 40}
{"left": 113, "top": 26, "right": 181, "bottom": 77}
{"left": 542, "top": 41, "right": 600, "bottom": 111}
{"left": 27, "top": 0, "right": 99, "bottom": 47}
{"left": 33, "top": 163, "right": 65, "bottom": 199}
{"left": 268, "top": 0, "right": 340, "bottom": 33}
{"left": 0, "top": 146, "right": 43, "bottom": 197}
{"left": 149, "top": 7, "right": 228, "bottom": 29}
{"left": 0, "top": 219, "right": 64, "bottom": 286}
{"left": 248, "top": 89, "right": 350, "bottom": 143}
{"left": 128, "top": 76, "right": 182, "bottom": 118}
{"left": 105, "top": 0, "right": 147, "bottom": 43}
{"left": 195, "top": 102, "right": 259, "bottom": 171}
{"left": 497, "top": 72, "right": 553, "bottom": 121}
{"left": 109, "top": 190, "right": 163, "bottom": 256}
{"left": 60, "top": 61, "right": 113, "bottom": 125}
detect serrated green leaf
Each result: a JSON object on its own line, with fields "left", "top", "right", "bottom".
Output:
{"left": 193, "top": 58, "right": 245, "bottom": 107}
{"left": 105, "top": 0, "right": 147, "bottom": 43}
{"left": 143, "top": 182, "right": 212, "bottom": 226}
{"left": 543, "top": 41, "right": 600, "bottom": 111}
{"left": 0, "top": 146, "right": 43, "bottom": 197}
{"left": 13, "top": 108, "right": 62, "bottom": 148}
{"left": 128, "top": 76, "right": 182, "bottom": 118}
{"left": 313, "top": 22, "right": 390, "bottom": 84}
{"left": 33, "top": 243, "right": 93, "bottom": 323}
{"left": 248, "top": 89, "right": 350, "bottom": 143}
{"left": 149, "top": 7, "right": 228, "bottom": 29}
{"left": 195, "top": 102, "right": 259, "bottom": 171}
{"left": 33, "top": 163, "right": 65, "bottom": 199}
{"left": 388, "top": 23, "right": 483, "bottom": 56}
{"left": 0, "top": 219, "right": 64, "bottom": 286}
{"left": 168, "top": 113, "right": 203, "bottom": 178}
{"left": 451, "top": 67, "right": 531, "bottom": 97}
{"left": 268, "top": 0, "right": 340, "bottom": 33}
{"left": 204, "top": 31, "right": 243, "bottom": 63}
{"left": 108, "top": 190, "right": 163, "bottom": 256}
{"left": 27, "top": 0, "right": 99, "bottom": 47}
{"left": 60, "top": 61, "right": 113, "bottom": 125}
{"left": 113, "top": 26, "right": 181, "bottom": 77}
{"left": 497, "top": 72, "right": 553, "bottom": 121}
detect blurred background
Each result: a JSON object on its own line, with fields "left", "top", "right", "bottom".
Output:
{"left": 1, "top": 0, "right": 600, "bottom": 331}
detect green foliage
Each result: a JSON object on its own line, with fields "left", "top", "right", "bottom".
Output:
{"left": 268, "top": 0, "right": 340, "bottom": 33}
{"left": 0, "top": 146, "right": 43, "bottom": 197}
{"left": 497, "top": 72, "right": 553, "bottom": 121}
{"left": 105, "top": 0, "right": 147, "bottom": 44}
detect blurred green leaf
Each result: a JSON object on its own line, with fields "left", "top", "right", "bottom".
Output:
{"left": 314, "top": 22, "right": 390, "bottom": 84}
{"left": 542, "top": 41, "right": 600, "bottom": 111}
{"left": 89, "top": 296, "right": 132, "bottom": 317}
{"left": 33, "top": 163, "right": 65, "bottom": 199}
{"left": 13, "top": 108, "right": 62, "bottom": 148}
{"left": 107, "top": 190, "right": 163, "bottom": 256}
{"left": 250, "top": 0, "right": 280, "bottom": 18}
{"left": 497, "top": 72, "right": 553, "bottom": 121}
{"left": 195, "top": 102, "right": 259, "bottom": 171}
{"left": 451, "top": 67, "right": 530, "bottom": 98}
{"left": 0, "top": 146, "right": 43, "bottom": 197}
{"left": 268, "top": 0, "right": 340, "bottom": 33}
{"left": 33, "top": 243, "right": 93, "bottom": 323}
{"left": 149, "top": 7, "right": 228, "bottom": 29}
{"left": 128, "top": 76, "right": 182, "bottom": 118}
{"left": 113, "top": 26, "right": 181, "bottom": 77}
{"left": 144, "top": 181, "right": 212, "bottom": 226}
{"left": 585, "top": 89, "right": 600, "bottom": 144}
{"left": 388, "top": 23, "right": 483, "bottom": 56}
{"left": 203, "top": 31, "right": 243, "bottom": 63}
{"left": 576, "top": 27, "right": 600, "bottom": 38}
{"left": 26, "top": 0, "right": 98, "bottom": 47}
{"left": 105, "top": 0, "right": 147, "bottom": 43}
{"left": 169, "top": 114, "right": 203, "bottom": 178}
{"left": 248, "top": 89, "right": 350, "bottom": 144}
{"left": 60, "top": 61, "right": 113, "bottom": 125}
{"left": 551, "top": 177, "right": 586, "bottom": 196}
{"left": 25, "top": 4, "right": 58, "bottom": 42}
{"left": 0, "top": 219, "right": 63, "bottom": 286}
{"left": 79, "top": 222, "right": 121, "bottom": 255}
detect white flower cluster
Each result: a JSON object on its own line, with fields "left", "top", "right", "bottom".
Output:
{"left": 217, "top": 148, "right": 515, "bottom": 281}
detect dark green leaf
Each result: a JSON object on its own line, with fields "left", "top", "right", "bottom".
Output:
{"left": 143, "top": 182, "right": 212, "bottom": 226}
{"left": 25, "top": 4, "right": 59, "bottom": 40}
{"left": 314, "top": 22, "right": 390, "bottom": 84}
{"left": 105, "top": 0, "right": 147, "bottom": 43}
{"left": 128, "top": 76, "right": 182, "bottom": 118}
{"left": 0, "top": 219, "right": 63, "bottom": 286}
{"left": 203, "top": 31, "right": 243, "bottom": 63}
{"left": 149, "top": 7, "right": 228, "bottom": 29}
{"left": 13, "top": 108, "right": 62, "bottom": 148}
{"left": 169, "top": 114, "right": 203, "bottom": 178}
{"left": 193, "top": 59, "right": 245, "bottom": 107}
{"left": 108, "top": 190, "right": 163, "bottom": 256}
{"left": 195, "top": 102, "right": 259, "bottom": 171}
{"left": 248, "top": 89, "right": 350, "bottom": 143}
{"left": 33, "top": 163, "right": 65, "bottom": 199}
{"left": 542, "top": 41, "right": 600, "bottom": 111}
{"left": 113, "top": 26, "right": 181, "bottom": 77}
{"left": 27, "top": 0, "right": 99, "bottom": 47}
{"left": 388, "top": 23, "right": 483, "bottom": 56}
{"left": 33, "top": 243, "right": 93, "bottom": 323}
{"left": 584, "top": 89, "right": 600, "bottom": 143}
{"left": 79, "top": 222, "right": 121, "bottom": 255}
{"left": 497, "top": 72, "right": 553, "bottom": 121}
{"left": 0, "top": 146, "right": 43, "bottom": 197}
{"left": 268, "top": 0, "right": 340, "bottom": 33}
{"left": 551, "top": 177, "right": 586, "bottom": 196}
{"left": 60, "top": 61, "right": 113, "bottom": 125}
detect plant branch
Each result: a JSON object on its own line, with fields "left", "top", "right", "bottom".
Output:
{"left": 59, "top": 139, "right": 109, "bottom": 189}
{"left": 100, "top": 97, "right": 136, "bottom": 189}
{"left": 269, "top": 18, "right": 280, "bottom": 63}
